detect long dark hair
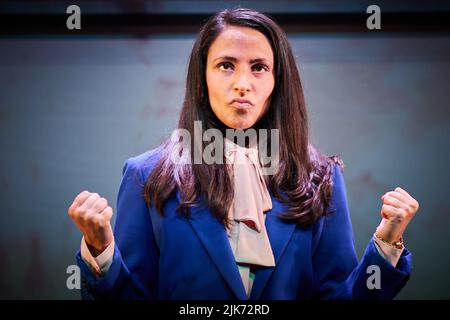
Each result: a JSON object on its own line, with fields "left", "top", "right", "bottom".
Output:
{"left": 144, "top": 8, "right": 343, "bottom": 227}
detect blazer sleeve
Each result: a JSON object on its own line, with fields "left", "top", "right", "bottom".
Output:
{"left": 76, "top": 156, "right": 159, "bottom": 299}
{"left": 311, "top": 164, "right": 413, "bottom": 299}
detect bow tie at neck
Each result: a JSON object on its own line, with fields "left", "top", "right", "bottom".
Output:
{"left": 223, "top": 138, "right": 275, "bottom": 268}
{"left": 224, "top": 139, "right": 260, "bottom": 168}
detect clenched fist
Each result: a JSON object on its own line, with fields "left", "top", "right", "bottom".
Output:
{"left": 376, "top": 187, "right": 419, "bottom": 245}
{"left": 68, "top": 191, "right": 114, "bottom": 256}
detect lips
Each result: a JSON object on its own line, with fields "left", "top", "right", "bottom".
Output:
{"left": 230, "top": 98, "right": 253, "bottom": 110}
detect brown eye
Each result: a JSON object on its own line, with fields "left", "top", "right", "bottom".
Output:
{"left": 252, "top": 63, "right": 269, "bottom": 73}
{"left": 219, "top": 62, "right": 234, "bottom": 71}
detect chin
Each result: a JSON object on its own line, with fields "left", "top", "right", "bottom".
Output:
{"left": 224, "top": 116, "right": 258, "bottom": 130}
{"left": 227, "top": 121, "right": 255, "bottom": 130}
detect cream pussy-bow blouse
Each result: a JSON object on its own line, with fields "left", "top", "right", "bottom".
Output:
{"left": 224, "top": 138, "right": 276, "bottom": 297}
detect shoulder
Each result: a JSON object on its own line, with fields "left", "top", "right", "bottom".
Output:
{"left": 331, "top": 161, "right": 347, "bottom": 200}
{"left": 122, "top": 145, "right": 164, "bottom": 180}
{"left": 331, "top": 162, "right": 345, "bottom": 191}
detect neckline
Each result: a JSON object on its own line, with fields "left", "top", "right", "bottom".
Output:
{"left": 224, "top": 137, "right": 258, "bottom": 150}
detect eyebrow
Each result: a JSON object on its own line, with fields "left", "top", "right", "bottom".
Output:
{"left": 213, "top": 56, "right": 271, "bottom": 65}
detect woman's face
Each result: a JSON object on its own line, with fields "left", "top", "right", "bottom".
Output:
{"left": 206, "top": 26, "right": 275, "bottom": 129}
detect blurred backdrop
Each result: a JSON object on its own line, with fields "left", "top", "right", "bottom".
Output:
{"left": 0, "top": 0, "right": 449, "bottom": 299}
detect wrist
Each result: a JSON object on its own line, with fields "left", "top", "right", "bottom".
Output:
{"left": 377, "top": 219, "right": 404, "bottom": 243}
{"left": 85, "top": 239, "right": 111, "bottom": 257}
{"left": 375, "top": 227, "right": 404, "bottom": 250}
{"left": 85, "top": 242, "right": 102, "bottom": 257}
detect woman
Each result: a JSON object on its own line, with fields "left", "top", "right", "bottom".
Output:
{"left": 68, "top": 8, "right": 419, "bottom": 300}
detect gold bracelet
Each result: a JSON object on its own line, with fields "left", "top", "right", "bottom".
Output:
{"left": 374, "top": 230, "right": 404, "bottom": 249}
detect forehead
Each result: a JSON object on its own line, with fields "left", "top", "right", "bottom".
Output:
{"left": 207, "top": 26, "right": 274, "bottom": 63}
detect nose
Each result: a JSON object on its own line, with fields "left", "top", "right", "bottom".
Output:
{"left": 233, "top": 70, "right": 251, "bottom": 94}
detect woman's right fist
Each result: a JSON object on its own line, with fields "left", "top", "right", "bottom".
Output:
{"left": 68, "top": 191, "right": 114, "bottom": 256}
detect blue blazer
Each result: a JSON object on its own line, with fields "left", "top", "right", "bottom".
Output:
{"left": 76, "top": 148, "right": 412, "bottom": 300}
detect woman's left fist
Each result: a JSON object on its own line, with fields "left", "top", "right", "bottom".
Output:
{"left": 376, "top": 187, "right": 420, "bottom": 244}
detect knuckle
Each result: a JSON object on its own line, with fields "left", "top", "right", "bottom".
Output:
{"left": 407, "top": 201, "right": 418, "bottom": 213}
{"left": 97, "top": 218, "right": 107, "bottom": 228}
{"left": 68, "top": 209, "right": 76, "bottom": 218}
{"left": 86, "top": 216, "right": 96, "bottom": 227}
{"left": 88, "top": 193, "right": 99, "bottom": 202}
{"left": 86, "top": 208, "right": 96, "bottom": 217}
{"left": 103, "top": 206, "right": 111, "bottom": 216}
{"left": 91, "top": 218, "right": 99, "bottom": 227}
{"left": 73, "top": 207, "right": 84, "bottom": 216}
{"left": 93, "top": 216, "right": 103, "bottom": 228}
{"left": 79, "top": 213, "right": 89, "bottom": 224}
{"left": 84, "top": 211, "right": 95, "bottom": 221}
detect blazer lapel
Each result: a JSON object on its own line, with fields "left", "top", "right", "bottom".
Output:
{"left": 249, "top": 195, "right": 297, "bottom": 300}
{"left": 176, "top": 191, "right": 296, "bottom": 300}
{"left": 182, "top": 194, "right": 247, "bottom": 300}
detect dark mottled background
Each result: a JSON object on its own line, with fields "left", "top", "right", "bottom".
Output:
{"left": 0, "top": 0, "right": 449, "bottom": 299}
